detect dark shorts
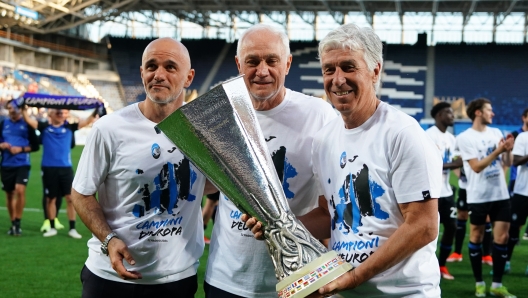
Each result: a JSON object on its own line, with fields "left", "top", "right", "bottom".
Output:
{"left": 1, "top": 166, "right": 30, "bottom": 192}
{"left": 438, "top": 195, "right": 457, "bottom": 224}
{"left": 510, "top": 193, "right": 528, "bottom": 227}
{"left": 204, "top": 281, "right": 245, "bottom": 298}
{"left": 206, "top": 191, "right": 220, "bottom": 201}
{"left": 81, "top": 265, "right": 197, "bottom": 298}
{"left": 457, "top": 188, "right": 468, "bottom": 211}
{"left": 42, "top": 167, "right": 73, "bottom": 199}
{"left": 468, "top": 199, "right": 511, "bottom": 225}
{"left": 508, "top": 180, "right": 516, "bottom": 195}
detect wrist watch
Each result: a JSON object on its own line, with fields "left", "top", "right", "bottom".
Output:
{"left": 101, "top": 232, "right": 119, "bottom": 256}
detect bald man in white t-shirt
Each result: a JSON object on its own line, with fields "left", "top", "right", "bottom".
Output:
{"left": 71, "top": 38, "right": 217, "bottom": 298}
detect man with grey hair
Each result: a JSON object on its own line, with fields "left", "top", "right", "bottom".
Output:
{"left": 71, "top": 37, "right": 216, "bottom": 297}
{"left": 244, "top": 23, "right": 442, "bottom": 297}
{"left": 204, "top": 24, "right": 337, "bottom": 297}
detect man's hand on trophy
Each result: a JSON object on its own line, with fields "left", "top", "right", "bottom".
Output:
{"left": 306, "top": 269, "right": 359, "bottom": 297}
{"left": 241, "top": 214, "right": 264, "bottom": 240}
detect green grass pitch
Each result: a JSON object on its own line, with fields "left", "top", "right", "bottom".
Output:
{"left": 0, "top": 146, "right": 527, "bottom": 297}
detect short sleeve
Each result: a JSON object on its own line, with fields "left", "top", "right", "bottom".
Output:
{"left": 69, "top": 122, "right": 79, "bottom": 132}
{"left": 424, "top": 128, "right": 443, "bottom": 158}
{"left": 37, "top": 121, "right": 48, "bottom": 132}
{"left": 513, "top": 132, "right": 528, "bottom": 157}
{"left": 72, "top": 125, "right": 111, "bottom": 195}
{"left": 389, "top": 124, "right": 443, "bottom": 203}
{"left": 456, "top": 134, "right": 478, "bottom": 161}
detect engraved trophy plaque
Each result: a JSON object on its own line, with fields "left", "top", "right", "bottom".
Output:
{"left": 156, "top": 76, "right": 352, "bottom": 298}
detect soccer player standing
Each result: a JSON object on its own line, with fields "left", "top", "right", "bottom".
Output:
{"left": 425, "top": 102, "right": 462, "bottom": 280}
{"left": 0, "top": 99, "right": 39, "bottom": 236}
{"left": 455, "top": 98, "right": 515, "bottom": 297}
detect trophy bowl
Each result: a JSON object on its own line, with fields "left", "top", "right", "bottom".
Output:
{"left": 156, "top": 76, "right": 352, "bottom": 298}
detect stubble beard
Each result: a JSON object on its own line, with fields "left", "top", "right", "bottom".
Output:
{"left": 145, "top": 87, "right": 183, "bottom": 105}
{"left": 480, "top": 117, "right": 491, "bottom": 126}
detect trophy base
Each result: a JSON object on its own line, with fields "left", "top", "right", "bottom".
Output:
{"left": 276, "top": 250, "right": 353, "bottom": 298}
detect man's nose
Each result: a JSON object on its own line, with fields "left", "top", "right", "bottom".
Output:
{"left": 154, "top": 67, "right": 167, "bottom": 81}
{"left": 256, "top": 62, "right": 269, "bottom": 77}
{"left": 332, "top": 68, "right": 346, "bottom": 86}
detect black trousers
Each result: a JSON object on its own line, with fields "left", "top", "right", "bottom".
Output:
{"left": 204, "top": 281, "right": 245, "bottom": 298}
{"left": 81, "top": 265, "right": 197, "bottom": 298}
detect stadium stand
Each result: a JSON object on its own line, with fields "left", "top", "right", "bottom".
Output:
{"left": 381, "top": 44, "right": 428, "bottom": 120}
{"left": 88, "top": 79, "right": 124, "bottom": 110}
{"left": 184, "top": 39, "right": 229, "bottom": 93}
{"left": 108, "top": 36, "right": 151, "bottom": 104}
{"left": 209, "top": 42, "right": 239, "bottom": 90}
{"left": 435, "top": 43, "right": 528, "bottom": 126}
{"left": 1, "top": 31, "right": 525, "bottom": 128}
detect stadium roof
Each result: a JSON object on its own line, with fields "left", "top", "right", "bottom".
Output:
{"left": 0, "top": 0, "right": 527, "bottom": 34}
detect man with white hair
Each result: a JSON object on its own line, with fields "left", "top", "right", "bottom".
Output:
{"left": 244, "top": 23, "right": 442, "bottom": 297}
{"left": 204, "top": 24, "right": 337, "bottom": 297}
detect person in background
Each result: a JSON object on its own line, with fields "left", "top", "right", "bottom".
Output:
{"left": 22, "top": 107, "right": 97, "bottom": 238}
{"left": 202, "top": 191, "right": 219, "bottom": 245}
{"left": 425, "top": 102, "right": 462, "bottom": 280}
{"left": 508, "top": 108, "right": 528, "bottom": 240}
{"left": 455, "top": 98, "right": 515, "bottom": 297}
{"left": 0, "top": 99, "right": 39, "bottom": 236}
{"left": 507, "top": 130, "right": 528, "bottom": 275}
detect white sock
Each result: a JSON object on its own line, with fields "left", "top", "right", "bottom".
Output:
{"left": 491, "top": 282, "right": 502, "bottom": 289}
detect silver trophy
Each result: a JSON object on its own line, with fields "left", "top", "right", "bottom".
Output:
{"left": 156, "top": 76, "right": 352, "bottom": 298}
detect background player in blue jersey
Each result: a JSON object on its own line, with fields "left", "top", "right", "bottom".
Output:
{"left": 22, "top": 106, "right": 97, "bottom": 238}
{"left": 0, "top": 99, "right": 39, "bottom": 236}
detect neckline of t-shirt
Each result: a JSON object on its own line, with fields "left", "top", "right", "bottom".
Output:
{"left": 469, "top": 127, "right": 491, "bottom": 134}
{"left": 254, "top": 88, "right": 291, "bottom": 117}
{"left": 430, "top": 125, "right": 451, "bottom": 135}
{"left": 340, "top": 101, "right": 384, "bottom": 134}
{"left": 49, "top": 121, "right": 67, "bottom": 128}
{"left": 7, "top": 117, "right": 24, "bottom": 124}
{"left": 133, "top": 102, "right": 157, "bottom": 125}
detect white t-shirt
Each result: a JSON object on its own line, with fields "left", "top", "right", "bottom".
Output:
{"left": 453, "top": 137, "right": 467, "bottom": 190}
{"left": 455, "top": 127, "right": 509, "bottom": 204}
{"left": 513, "top": 131, "right": 528, "bottom": 196}
{"left": 72, "top": 103, "right": 206, "bottom": 284}
{"left": 312, "top": 102, "right": 442, "bottom": 297}
{"left": 205, "top": 89, "right": 337, "bottom": 297}
{"left": 425, "top": 125, "right": 456, "bottom": 197}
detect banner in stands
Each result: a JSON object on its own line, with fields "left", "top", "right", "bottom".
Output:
{"left": 15, "top": 93, "right": 103, "bottom": 110}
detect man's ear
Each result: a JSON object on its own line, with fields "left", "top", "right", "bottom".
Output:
{"left": 184, "top": 69, "right": 195, "bottom": 88}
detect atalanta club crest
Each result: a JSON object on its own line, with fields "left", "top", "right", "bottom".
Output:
{"left": 340, "top": 151, "right": 347, "bottom": 169}
{"left": 151, "top": 143, "right": 161, "bottom": 159}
